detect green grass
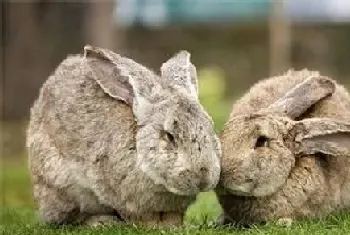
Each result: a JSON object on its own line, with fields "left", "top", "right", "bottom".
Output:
{"left": 2, "top": 209, "right": 350, "bottom": 235}
{"left": 2, "top": 157, "right": 350, "bottom": 234}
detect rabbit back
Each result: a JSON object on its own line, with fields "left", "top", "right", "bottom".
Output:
{"left": 27, "top": 55, "right": 139, "bottom": 218}
{"left": 29, "top": 54, "right": 136, "bottom": 160}
{"left": 230, "top": 69, "right": 350, "bottom": 121}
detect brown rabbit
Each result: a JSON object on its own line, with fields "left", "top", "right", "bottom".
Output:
{"left": 217, "top": 69, "right": 350, "bottom": 226}
{"left": 27, "top": 45, "right": 221, "bottom": 227}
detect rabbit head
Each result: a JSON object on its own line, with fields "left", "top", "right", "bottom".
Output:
{"left": 219, "top": 75, "right": 350, "bottom": 197}
{"left": 83, "top": 45, "right": 221, "bottom": 196}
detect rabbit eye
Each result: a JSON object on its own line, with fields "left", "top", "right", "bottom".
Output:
{"left": 161, "top": 130, "right": 176, "bottom": 145}
{"left": 255, "top": 136, "right": 269, "bottom": 148}
{"left": 166, "top": 132, "right": 175, "bottom": 143}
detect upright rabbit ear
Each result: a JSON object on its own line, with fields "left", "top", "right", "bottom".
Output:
{"left": 83, "top": 45, "right": 159, "bottom": 122}
{"left": 84, "top": 45, "right": 133, "bottom": 105}
{"left": 290, "top": 118, "right": 350, "bottom": 156}
{"left": 263, "top": 76, "right": 336, "bottom": 119}
{"left": 160, "top": 50, "right": 198, "bottom": 98}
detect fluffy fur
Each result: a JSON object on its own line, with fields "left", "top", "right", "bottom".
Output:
{"left": 217, "top": 69, "right": 350, "bottom": 226}
{"left": 27, "top": 45, "right": 221, "bottom": 227}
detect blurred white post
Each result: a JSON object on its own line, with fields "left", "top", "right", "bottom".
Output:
{"left": 85, "top": 0, "right": 120, "bottom": 50}
{"left": 269, "top": 0, "right": 291, "bottom": 76}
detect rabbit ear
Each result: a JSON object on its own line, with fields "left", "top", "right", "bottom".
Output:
{"left": 290, "top": 118, "right": 350, "bottom": 156}
{"left": 160, "top": 50, "right": 198, "bottom": 98}
{"left": 83, "top": 45, "right": 160, "bottom": 122}
{"left": 264, "top": 76, "right": 336, "bottom": 119}
{"left": 84, "top": 45, "right": 133, "bottom": 105}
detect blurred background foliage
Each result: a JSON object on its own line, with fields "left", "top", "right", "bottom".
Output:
{"left": 198, "top": 67, "right": 232, "bottom": 132}
{"left": 1, "top": 0, "right": 350, "bottom": 224}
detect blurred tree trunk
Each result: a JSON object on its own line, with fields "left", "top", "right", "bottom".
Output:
{"left": 85, "top": 0, "right": 122, "bottom": 51}
{"left": 1, "top": 1, "right": 5, "bottom": 119}
{"left": 2, "top": 1, "right": 88, "bottom": 120}
{"left": 3, "top": 1, "right": 48, "bottom": 120}
{"left": 294, "top": 28, "right": 331, "bottom": 76}
{"left": 269, "top": 0, "right": 291, "bottom": 75}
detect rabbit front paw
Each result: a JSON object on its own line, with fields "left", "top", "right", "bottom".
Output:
{"left": 84, "top": 215, "right": 120, "bottom": 227}
{"left": 137, "top": 212, "right": 183, "bottom": 228}
{"left": 275, "top": 217, "right": 293, "bottom": 227}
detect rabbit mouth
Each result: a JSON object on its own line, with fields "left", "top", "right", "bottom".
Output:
{"left": 226, "top": 184, "right": 256, "bottom": 197}
{"left": 164, "top": 184, "right": 200, "bottom": 196}
{"left": 223, "top": 181, "right": 282, "bottom": 197}
{"left": 163, "top": 179, "right": 217, "bottom": 196}
{"left": 218, "top": 182, "right": 258, "bottom": 197}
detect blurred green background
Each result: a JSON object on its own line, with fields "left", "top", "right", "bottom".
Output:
{"left": 1, "top": 0, "right": 350, "bottom": 229}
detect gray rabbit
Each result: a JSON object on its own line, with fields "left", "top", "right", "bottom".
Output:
{"left": 217, "top": 69, "right": 350, "bottom": 226}
{"left": 26, "top": 45, "right": 221, "bottom": 227}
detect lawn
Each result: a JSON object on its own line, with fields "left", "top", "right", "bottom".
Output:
{"left": 1, "top": 155, "right": 350, "bottom": 235}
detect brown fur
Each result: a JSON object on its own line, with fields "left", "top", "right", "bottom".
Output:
{"left": 217, "top": 69, "right": 350, "bottom": 225}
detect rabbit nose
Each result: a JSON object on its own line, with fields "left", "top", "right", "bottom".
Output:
{"left": 200, "top": 166, "right": 208, "bottom": 174}
{"left": 198, "top": 181, "right": 208, "bottom": 191}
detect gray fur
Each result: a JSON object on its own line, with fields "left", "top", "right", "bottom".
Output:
{"left": 160, "top": 50, "right": 198, "bottom": 98}
{"left": 26, "top": 45, "right": 221, "bottom": 227}
{"left": 217, "top": 69, "right": 350, "bottom": 226}
{"left": 262, "top": 75, "right": 336, "bottom": 118}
